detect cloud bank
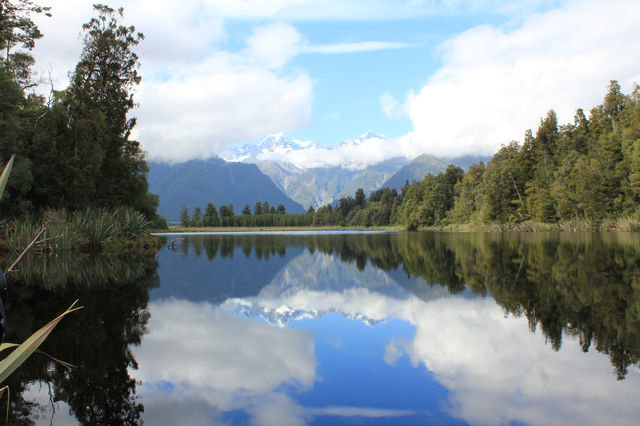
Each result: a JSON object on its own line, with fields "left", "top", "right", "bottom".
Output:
{"left": 402, "top": 0, "right": 640, "bottom": 157}
{"left": 30, "top": 0, "right": 640, "bottom": 165}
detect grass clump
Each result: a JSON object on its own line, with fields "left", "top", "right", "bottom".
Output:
{"left": 0, "top": 207, "right": 159, "bottom": 253}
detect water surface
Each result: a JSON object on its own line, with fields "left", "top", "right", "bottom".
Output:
{"left": 4, "top": 232, "right": 640, "bottom": 425}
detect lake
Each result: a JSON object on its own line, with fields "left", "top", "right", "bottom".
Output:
{"left": 3, "top": 231, "right": 640, "bottom": 425}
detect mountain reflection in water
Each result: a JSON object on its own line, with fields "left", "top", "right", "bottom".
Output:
{"left": 3, "top": 232, "right": 640, "bottom": 425}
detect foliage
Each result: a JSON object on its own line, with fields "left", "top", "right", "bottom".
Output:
{"left": 0, "top": 3, "right": 159, "bottom": 223}
{"left": 177, "top": 186, "right": 404, "bottom": 229}
{"left": 1, "top": 207, "right": 155, "bottom": 252}
{"left": 397, "top": 165, "right": 464, "bottom": 229}
{"left": 0, "top": 0, "right": 51, "bottom": 88}
{"left": 398, "top": 80, "right": 640, "bottom": 230}
{"left": 0, "top": 301, "right": 80, "bottom": 385}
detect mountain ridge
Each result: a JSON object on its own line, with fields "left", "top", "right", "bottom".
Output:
{"left": 148, "top": 158, "right": 305, "bottom": 222}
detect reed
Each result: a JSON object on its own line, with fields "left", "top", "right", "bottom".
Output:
{"left": 0, "top": 155, "right": 80, "bottom": 415}
{"left": 1, "top": 207, "right": 155, "bottom": 253}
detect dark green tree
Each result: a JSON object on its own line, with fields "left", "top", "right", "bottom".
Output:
{"left": 203, "top": 202, "right": 218, "bottom": 227}
{"left": 192, "top": 205, "right": 202, "bottom": 226}
{"left": 180, "top": 204, "right": 189, "bottom": 227}
{"left": 254, "top": 201, "right": 263, "bottom": 215}
{"left": 355, "top": 188, "right": 365, "bottom": 208}
{"left": 64, "top": 5, "right": 156, "bottom": 216}
{"left": 0, "top": 0, "right": 51, "bottom": 88}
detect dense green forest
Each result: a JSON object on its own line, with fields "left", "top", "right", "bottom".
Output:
{"left": 179, "top": 80, "right": 640, "bottom": 230}
{"left": 439, "top": 80, "right": 640, "bottom": 229}
{"left": 0, "top": 3, "right": 160, "bottom": 224}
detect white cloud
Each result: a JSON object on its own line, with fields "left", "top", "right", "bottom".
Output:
{"left": 227, "top": 277, "right": 640, "bottom": 426}
{"left": 403, "top": 0, "right": 640, "bottom": 157}
{"left": 306, "top": 406, "right": 418, "bottom": 418}
{"left": 31, "top": 0, "right": 224, "bottom": 92}
{"left": 305, "top": 41, "right": 413, "bottom": 54}
{"left": 136, "top": 56, "right": 313, "bottom": 163}
{"left": 245, "top": 23, "right": 304, "bottom": 69}
{"left": 380, "top": 92, "right": 402, "bottom": 118}
{"left": 249, "top": 133, "right": 414, "bottom": 169}
{"left": 132, "top": 298, "right": 315, "bottom": 393}
{"left": 30, "top": 4, "right": 414, "bottom": 164}
{"left": 30, "top": 3, "right": 313, "bottom": 164}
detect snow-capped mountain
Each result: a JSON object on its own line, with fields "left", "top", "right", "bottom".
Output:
{"left": 219, "top": 131, "right": 392, "bottom": 170}
{"left": 219, "top": 250, "right": 453, "bottom": 328}
{"left": 220, "top": 133, "right": 321, "bottom": 163}
{"left": 220, "top": 250, "right": 413, "bottom": 328}
{"left": 218, "top": 132, "right": 410, "bottom": 208}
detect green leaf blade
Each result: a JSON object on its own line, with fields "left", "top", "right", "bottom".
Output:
{"left": 0, "top": 301, "right": 80, "bottom": 384}
{"left": 0, "top": 155, "right": 15, "bottom": 201}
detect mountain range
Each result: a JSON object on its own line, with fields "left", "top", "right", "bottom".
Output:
{"left": 148, "top": 133, "right": 490, "bottom": 220}
{"left": 254, "top": 157, "right": 408, "bottom": 209}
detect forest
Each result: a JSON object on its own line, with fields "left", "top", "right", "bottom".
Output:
{"left": 0, "top": 2, "right": 163, "bottom": 232}
{"left": 179, "top": 80, "right": 640, "bottom": 231}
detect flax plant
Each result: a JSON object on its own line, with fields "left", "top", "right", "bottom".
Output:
{"left": 0, "top": 155, "right": 80, "bottom": 420}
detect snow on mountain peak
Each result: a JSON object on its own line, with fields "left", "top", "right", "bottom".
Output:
{"left": 219, "top": 131, "right": 407, "bottom": 170}
{"left": 220, "top": 133, "right": 321, "bottom": 163}
{"left": 360, "top": 131, "right": 385, "bottom": 140}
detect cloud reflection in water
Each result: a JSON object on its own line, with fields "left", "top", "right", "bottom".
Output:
{"left": 134, "top": 248, "right": 640, "bottom": 426}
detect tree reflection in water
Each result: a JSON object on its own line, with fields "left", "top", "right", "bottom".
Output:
{"left": 0, "top": 251, "right": 158, "bottom": 425}
{"left": 180, "top": 232, "right": 640, "bottom": 380}
{"left": 1, "top": 231, "right": 639, "bottom": 424}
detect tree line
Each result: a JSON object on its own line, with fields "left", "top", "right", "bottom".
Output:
{"left": 178, "top": 80, "right": 639, "bottom": 230}
{"left": 178, "top": 186, "right": 405, "bottom": 228}
{"left": 180, "top": 201, "right": 315, "bottom": 227}
{"left": 0, "top": 2, "right": 162, "bottom": 226}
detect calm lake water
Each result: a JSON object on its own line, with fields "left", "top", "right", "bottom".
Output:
{"left": 3, "top": 231, "right": 640, "bottom": 425}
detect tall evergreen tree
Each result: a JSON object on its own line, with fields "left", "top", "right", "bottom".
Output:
{"left": 64, "top": 5, "right": 155, "bottom": 216}
{"left": 0, "top": 0, "right": 51, "bottom": 88}
{"left": 203, "top": 202, "right": 218, "bottom": 226}
{"left": 180, "top": 204, "right": 189, "bottom": 227}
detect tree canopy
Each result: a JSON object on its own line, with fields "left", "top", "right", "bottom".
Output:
{"left": 0, "top": 3, "right": 159, "bottom": 221}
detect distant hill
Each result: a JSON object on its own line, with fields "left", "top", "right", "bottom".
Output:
{"left": 257, "top": 157, "right": 408, "bottom": 209}
{"left": 381, "top": 154, "right": 450, "bottom": 190}
{"left": 148, "top": 158, "right": 305, "bottom": 222}
{"left": 380, "top": 154, "right": 490, "bottom": 191}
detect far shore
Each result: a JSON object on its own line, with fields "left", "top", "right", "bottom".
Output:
{"left": 153, "top": 219, "right": 640, "bottom": 234}
{"left": 154, "top": 225, "right": 404, "bottom": 234}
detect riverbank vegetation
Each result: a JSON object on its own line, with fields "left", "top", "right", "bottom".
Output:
{"left": 0, "top": 207, "right": 159, "bottom": 254}
{"left": 176, "top": 80, "right": 640, "bottom": 232}
{"left": 0, "top": 3, "right": 164, "bottom": 250}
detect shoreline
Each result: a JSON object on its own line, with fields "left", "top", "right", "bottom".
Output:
{"left": 155, "top": 219, "right": 640, "bottom": 234}
{"left": 155, "top": 225, "right": 403, "bottom": 234}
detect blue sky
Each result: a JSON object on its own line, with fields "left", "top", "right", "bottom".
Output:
{"left": 31, "top": 0, "right": 640, "bottom": 164}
